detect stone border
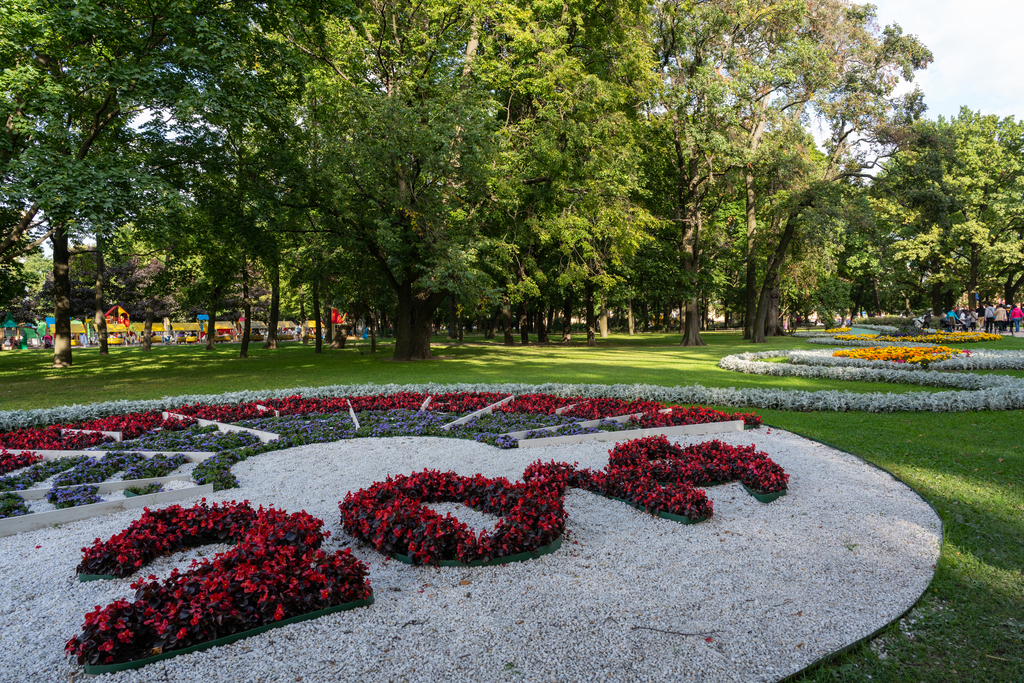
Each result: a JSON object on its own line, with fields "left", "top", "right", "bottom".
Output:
{"left": 17, "top": 449, "right": 217, "bottom": 462}
{"left": 162, "top": 412, "right": 280, "bottom": 444}
{"left": 61, "top": 428, "right": 123, "bottom": 442}
{"left": 0, "top": 484, "right": 213, "bottom": 537}
{"left": 15, "top": 474, "right": 193, "bottom": 500}
{"left": 440, "top": 395, "right": 514, "bottom": 431}
{"left": 516, "top": 420, "right": 744, "bottom": 448}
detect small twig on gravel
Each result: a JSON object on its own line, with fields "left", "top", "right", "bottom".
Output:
{"left": 632, "top": 626, "right": 721, "bottom": 637}
{"left": 402, "top": 619, "right": 429, "bottom": 628}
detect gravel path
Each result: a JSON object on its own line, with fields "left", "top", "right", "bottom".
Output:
{"left": 0, "top": 428, "right": 941, "bottom": 683}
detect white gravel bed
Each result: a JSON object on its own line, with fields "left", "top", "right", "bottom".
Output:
{"left": 0, "top": 429, "right": 941, "bottom": 683}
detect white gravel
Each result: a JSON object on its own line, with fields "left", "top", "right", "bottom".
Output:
{"left": 0, "top": 428, "right": 941, "bottom": 683}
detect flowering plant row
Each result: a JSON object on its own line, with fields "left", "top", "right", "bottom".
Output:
{"left": 0, "top": 491, "right": 29, "bottom": 518}
{"left": 68, "top": 501, "right": 372, "bottom": 668}
{"left": 0, "top": 450, "right": 39, "bottom": 475}
{"left": 832, "top": 331, "right": 1000, "bottom": 344}
{"left": 833, "top": 346, "right": 964, "bottom": 368}
{"left": 521, "top": 435, "right": 787, "bottom": 521}
{"left": 0, "top": 414, "right": 193, "bottom": 453}
{"left": 339, "top": 470, "right": 566, "bottom": 565}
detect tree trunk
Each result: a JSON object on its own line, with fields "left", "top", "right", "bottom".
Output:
{"left": 678, "top": 299, "right": 685, "bottom": 334}
{"left": 486, "top": 311, "right": 497, "bottom": 340}
{"left": 205, "top": 285, "right": 221, "bottom": 351}
{"left": 448, "top": 294, "right": 458, "bottom": 339}
{"left": 680, "top": 298, "right": 706, "bottom": 346}
{"left": 743, "top": 172, "right": 758, "bottom": 339}
{"left": 143, "top": 300, "right": 154, "bottom": 351}
{"left": 501, "top": 295, "right": 514, "bottom": 346}
{"left": 313, "top": 281, "right": 322, "bottom": 354}
{"left": 537, "top": 308, "right": 549, "bottom": 343}
{"left": 766, "top": 281, "right": 783, "bottom": 336}
{"left": 370, "top": 308, "right": 377, "bottom": 353}
{"left": 584, "top": 281, "right": 597, "bottom": 347}
{"left": 324, "top": 297, "right": 333, "bottom": 345}
{"left": 562, "top": 293, "right": 573, "bottom": 342}
{"left": 752, "top": 215, "right": 797, "bottom": 343}
{"left": 300, "top": 284, "right": 308, "bottom": 345}
{"left": 94, "top": 245, "right": 109, "bottom": 355}
{"left": 239, "top": 265, "right": 252, "bottom": 359}
{"left": 627, "top": 299, "right": 634, "bottom": 335}
{"left": 599, "top": 296, "right": 609, "bottom": 338}
{"left": 264, "top": 264, "right": 280, "bottom": 349}
{"left": 51, "top": 223, "right": 72, "bottom": 367}
{"left": 518, "top": 302, "right": 529, "bottom": 344}
{"left": 392, "top": 283, "right": 448, "bottom": 360}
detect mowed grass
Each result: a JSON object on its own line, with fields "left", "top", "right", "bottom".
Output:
{"left": 8, "top": 330, "right": 1024, "bottom": 411}
{"left": 0, "top": 330, "right": 1021, "bottom": 682}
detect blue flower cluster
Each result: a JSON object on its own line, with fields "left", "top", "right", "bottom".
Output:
{"left": 100, "top": 425, "right": 263, "bottom": 452}
{"left": 0, "top": 456, "right": 90, "bottom": 492}
{"left": 50, "top": 484, "right": 102, "bottom": 509}
{"left": 0, "top": 492, "right": 29, "bottom": 518}
{"left": 123, "top": 453, "right": 190, "bottom": 480}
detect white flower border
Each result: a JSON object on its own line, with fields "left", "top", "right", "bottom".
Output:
{"left": 715, "top": 349, "right": 1024, "bottom": 412}
{"left": 790, "top": 348, "right": 1024, "bottom": 372}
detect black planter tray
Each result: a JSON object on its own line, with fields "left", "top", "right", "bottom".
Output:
{"left": 742, "top": 483, "right": 787, "bottom": 503}
{"left": 78, "top": 572, "right": 119, "bottom": 582}
{"left": 596, "top": 492, "right": 708, "bottom": 525}
{"left": 391, "top": 536, "right": 562, "bottom": 567}
{"left": 82, "top": 592, "right": 375, "bottom": 675}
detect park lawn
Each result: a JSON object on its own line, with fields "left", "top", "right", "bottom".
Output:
{"left": 0, "top": 331, "right": 1021, "bottom": 682}
{"left": 6, "top": 329, "right": 1024, "bottom": 412}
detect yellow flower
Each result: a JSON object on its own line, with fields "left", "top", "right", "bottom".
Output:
{"left": 833, "top": 346, "right": 963, "bottom": 367}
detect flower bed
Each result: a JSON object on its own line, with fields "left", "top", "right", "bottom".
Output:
{"left": 832, "top": 331, "right": 1001, "bottom": 344}
{"left": 339, "top": 471, "right": 567, "bottom": 566}
{"left": 68, "top": 501, "right": 372, "bottom": 670}
{"left": 833, "top": 346, "right": 964, "bottom": 368}
{"left": 522, "top": 435, "right": 787, "bottom": 520}
{"left": 0, "top": 450, "right": 40, "bottom": 475}
{"left": 0, "top": 491, "right": 29, "bottom": 518}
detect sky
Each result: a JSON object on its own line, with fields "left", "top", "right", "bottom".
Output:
{"left": 872, "top": 0, "right": 1024, "bottom": 121}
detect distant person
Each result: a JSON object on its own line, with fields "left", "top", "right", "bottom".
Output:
{"left": 995, "top": 304, "right": 1008, "bottom": 332}
{"left": 1012, "top": 304, "right": 1023, "bottom": 334}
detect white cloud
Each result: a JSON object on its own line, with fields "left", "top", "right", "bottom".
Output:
{"left": 873, "top": 0, "right": 1024, "bottom": 120}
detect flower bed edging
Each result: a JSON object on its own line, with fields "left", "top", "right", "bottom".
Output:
{"left": 81, "top": 593, "right": 375, "bottom": 675}
{"left": 741, "top": 483, "right": 787, "bottom": 503}
{"left": 0, "top": 484, "right": 214, "bottom": 538}
{"left": 516, "top": 419, "right": 744, "bottom": 447}
{"left": 594, "top": 493, "right": 709, "bottom": 524}
{"left": 391, "top": 537, "right": 563, "bottom": 567}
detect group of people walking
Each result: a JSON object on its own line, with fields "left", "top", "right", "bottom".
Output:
{"left": 946, "top": 303, "right": 1024, "bottom": 333}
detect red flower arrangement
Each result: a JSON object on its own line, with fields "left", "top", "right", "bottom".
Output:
{"left": 77, "top": 500, "right": 259, "bottom": 577}
{"left": 67, "top": 501, "right": 372, "bottom": 668}
{"left": 73, "top": 412, "right": 197, "bottom": 439}
{"left": 0, "top": 425, "right": 110, "bottom": 451}
{"left": 521, "top": 434, "right": 788, "bottom": 522}
{"left": 0, "top": 450, "right": 41, "bottom": 475}
{"left": 634, "top": 407, "right": 762, "bottom": 429}
{"left": 339, "top": 470, "right": 566, "bottom": 566}
{"left": 607, "top": 435, "right": 787, "bottom": 494}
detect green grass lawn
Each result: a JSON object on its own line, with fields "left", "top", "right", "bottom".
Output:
{"left": 1, "top": 330, "right": 1021, "bottom": 682}
{"left": 8, "top": 330, "right": 1024, "bottom": 411}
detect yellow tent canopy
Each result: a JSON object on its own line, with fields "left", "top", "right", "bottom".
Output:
{"left": 172, "top": 322, "right": 201, "bottom": 332}
{"left": 106, "top": 323, "right": 129, "bottom": 333}
{"left": 70, "top": 322, "right": 86, "bottom": 334}
{"left": 248, "top": 321, "right": 268, "bottom": 329}
{"left": 129, "top": 322, "right": 164, "bottom": 333}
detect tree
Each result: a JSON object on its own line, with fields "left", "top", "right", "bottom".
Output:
{"left": 1, "top": 0, "right": 332, "bottom": 366}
